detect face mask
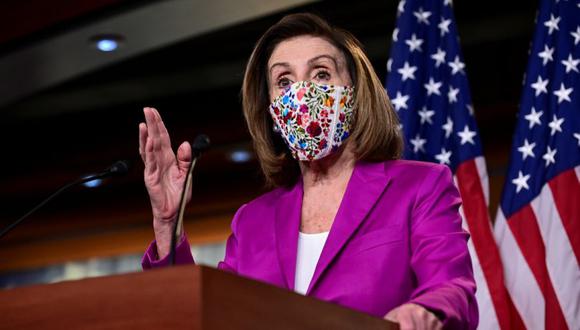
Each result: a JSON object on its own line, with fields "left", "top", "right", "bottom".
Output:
{"left": 269, "top": 81, "right": 355, "bottom": 161}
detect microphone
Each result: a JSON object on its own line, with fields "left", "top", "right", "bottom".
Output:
{"left": 0, "top": 160, "right": 131, "bottom": 240}
{"left": 169, "top": 134, "right": 210, "bottom": 265}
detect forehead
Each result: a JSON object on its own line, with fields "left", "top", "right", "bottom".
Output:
{"left": 268, "top": 35, "right": 344, "bottom": 68}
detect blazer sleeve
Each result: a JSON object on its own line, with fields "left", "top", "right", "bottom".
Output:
{"left": 141, "top": 234, "right": 195, "bottom": 269}
{"left": 407, "top": 165, "right": 479, "bottom": 329}
{"left": 216, "top": 203, "right": 247, "bottom": 273}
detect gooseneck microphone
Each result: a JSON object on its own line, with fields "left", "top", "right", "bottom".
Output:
{"left": 0, "top": 160, "right": 130, "bottom": 240}
{"left": 169, "top": 134, "right": 210, "bottom": 265}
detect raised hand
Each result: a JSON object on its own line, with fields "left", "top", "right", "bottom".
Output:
{"left": 139, "top": 107, "right": 192, "bottom": 258}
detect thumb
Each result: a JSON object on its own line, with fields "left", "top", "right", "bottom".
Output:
{"left": 176, "top": 141, "right": 192, "bottom": 172}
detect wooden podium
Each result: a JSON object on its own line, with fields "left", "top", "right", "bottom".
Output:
{"left": 0, "top": 265, "right": 396, "bottom": 329}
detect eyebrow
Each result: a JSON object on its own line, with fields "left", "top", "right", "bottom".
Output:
{"left": 268, "top": 54, "right": 339, "bottom": 75}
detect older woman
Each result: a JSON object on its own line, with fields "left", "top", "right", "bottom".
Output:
{"left": 139, "top": 13, "right": 477, "bottom": 330}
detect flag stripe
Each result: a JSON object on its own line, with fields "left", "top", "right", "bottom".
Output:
{"left": 456, "top": 159, "right": 519, "bottom": 330}
{"left": 474, "top": 156, "right": 490, "bottom": 206}
{"left": 467, "top": 237, "right": 500, "bottom": 330}
{"left": 507, "top": 205, "right": 569, "bottom": 330}
{"left": 547, "top": 167, "right": 580, "bottom": 265}
{"left": 532, "top": 175, "right": 580, "bottom": 329}
{"left": 495, "top": 210, "right": 544, "bottom": 330}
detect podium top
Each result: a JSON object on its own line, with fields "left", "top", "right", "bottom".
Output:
{"left": 1, "top": 265, "right": 396, "bottom": 330}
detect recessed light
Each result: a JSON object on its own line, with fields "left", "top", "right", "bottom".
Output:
{"left": 230, "top": 150, "right": 252, "bottom": 163}
{"left": 90, "top": 34, "right": 124, "bottom": 52}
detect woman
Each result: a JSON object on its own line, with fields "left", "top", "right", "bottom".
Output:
{"left": 139, "top": 13, "right": 477, "bottom": 329}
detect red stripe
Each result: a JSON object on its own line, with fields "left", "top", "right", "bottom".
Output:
{"left": 456, "top": 160, "right": 525, "bottom": 330}
{"left": 507, "top": 205, "right": 568, "bottom": 330}
{"left": 548, "top": 168, "right": 580, "bottom": 265}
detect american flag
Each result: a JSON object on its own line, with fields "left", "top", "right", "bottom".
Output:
{"left": 385, "top": 0, "right": 514, "bottom": 328}
{"left": 494, "top": 0, "right": 580, "bottom": 329}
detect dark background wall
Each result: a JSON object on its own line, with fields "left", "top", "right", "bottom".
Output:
{"left": 0, "top": 0, "right": 536, "bottom": 274}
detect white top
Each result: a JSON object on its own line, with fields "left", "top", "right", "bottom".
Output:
{"left": 294, "top": 231, "right": 329, "bottom": 295}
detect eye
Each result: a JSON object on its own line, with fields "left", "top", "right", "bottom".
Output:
{"left": 314, "top": 70, "right": 331, "bottom": 81}
{"left": 276, "top": 77, "right": 293, "bottom": 88}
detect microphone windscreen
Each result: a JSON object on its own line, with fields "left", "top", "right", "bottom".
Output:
{"left": 192, "top": 134, "right": 210, "bottom": 156}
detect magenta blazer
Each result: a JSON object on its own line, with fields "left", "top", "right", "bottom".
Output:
{"left": 143, "top": 160, "right": 478, "bottom": 328}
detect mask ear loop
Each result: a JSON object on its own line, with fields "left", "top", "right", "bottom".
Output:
{"left": 323, "top": 86, "right": 342, "bottom": 158}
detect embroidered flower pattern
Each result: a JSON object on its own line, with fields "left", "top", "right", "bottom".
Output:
{"left": 269, "top": 81, "right": 355, "bottom": 161}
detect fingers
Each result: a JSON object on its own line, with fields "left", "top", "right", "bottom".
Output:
{"left": 384, "top": 304, "right": 441, "bottom": 330}
{"left": 144, "top": 126, "right": 157, "bottom": 176}
{"left": 176, "top": 141, "right": 192, "bottom": 173}
{"left": 151, "top": 107, "right": 172, "bottom": 149}
{"left": 139, "top": 122, "right": 148, "bottom": 163}
{"left": 143, "top": 107, "right": 160, "bottom": 151}
{"left": 396, "top": 309, "right": 417, "bottom": 330}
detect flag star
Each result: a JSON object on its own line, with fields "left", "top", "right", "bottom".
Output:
{"left": 548, "top": 114, "right": 564, "bottom": 135}
{"left": 448, "top": 86, "right": 460, "bottom": 103}
{"left": 553, "top": 83, "right": 573, "bottom": 104}
{"left": 538, "top": 45, "right": 554, "bottom": 65}
{"left": 438, "top": 18, "right": 451, "bottom": 36}
{"left": 467, "top": 104, "right": 474, "bottom": 116}
{"left": 571, "top": 26, "right": 580, "bottom": 46}
{"left": 448, "top": 56, "right": 465, "bottom": 75}
{"left": 418, "top": 106, "right": 436, "bottom": 125}
{"left": 398, "top": 61, "right": 418, "bottom": 81}
{"left": 397, "top": 0, "right": 406, "bottom": 15}
{"left": 392, "top": 28, "right": 399, "bottom": 42}
{"left": 530, "top": 76, "right": 549, "bottom": 96}
{"left": 435, "top": 148, "right": 452, "bottom": 165}
{"left": 457, "top": 125, "right": 477, "bottom": 145}
{"left": 561, "top": 54, "right": 579, "bottom": 73}
{"left": 544, "top": 14, "right": 560, "bottom": 35}
{"left": 431, "top": 48, "right": 446, "bottom": 67}
{"left": 524, "top": 107, "right": 543, "bottom": 129}
{"left": 424, "top": 77, "right": 442, "bottom": 96}
{"left": 413, "top": 7, "right": 432, "bottom": 25}
{"left": 574, "top": 133, "right": 580, "bottom": 146}
{"left": 542, "top": 146, "right": 557, "bottom": 167}
{"left": 444, "top": 0, "right": 453, "bottom": 6}
{"left": 387, "top": 58, "right": 392, "bottom": 72}
{"left": 517, "top": 139, "right": 536, "bottom": 160}
{"left": 405, "top": 34, "right": 424, "bottom": 52}
{"left": 391, "top": 91, "right": 409, "bottom": 111}
{"left": 442, "top": 117, "right": 454, "bottom": 138}
{"left": 410, "top": 134, "right": 427, "bottom": 153}
{"left": 512, "top": 171, "right": 530, "bottom": 193}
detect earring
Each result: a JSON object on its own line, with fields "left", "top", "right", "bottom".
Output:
{"left": 272, "top": 123, "right": 281, "bottom": 134}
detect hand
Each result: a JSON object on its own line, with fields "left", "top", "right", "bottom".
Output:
{"left": 384, "top": 303, "right": 443, "bottom": 330}
{"left": 139, "top": 107, "right": 192, "bottom": 258}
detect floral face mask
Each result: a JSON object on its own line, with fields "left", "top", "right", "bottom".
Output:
{"left": 269, "top": 81, "right": 355, "bottom": 161}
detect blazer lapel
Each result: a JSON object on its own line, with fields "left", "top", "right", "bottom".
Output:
{"left": 274, "top": 179, "right": 303, "bottom": 290}
{"left": 307, "top": 161, "right": 392, "bottom": 294}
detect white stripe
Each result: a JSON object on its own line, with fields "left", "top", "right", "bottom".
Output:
{"left": 474, "top": 156, "right": 490, "bottom": 206}
{"left": 575, "top": 165, "right": 580, "bottom": 182}
{"left": 454, "top": 172, "right": 500, "bottom": 329}
{"left": 467, "top": 238, "right": 501, "bottom": 330}
{"left": 494, "top": 210, "right": 544, "bottom": 330}
{"left": 531, "top": 182, "right": 580, "bottom": 329}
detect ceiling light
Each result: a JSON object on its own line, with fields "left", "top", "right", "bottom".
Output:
{"left": 90, "top": 34, "right": 124, "bottom": 52}
{"left": 230, "top": 150, "right": 252, "bottom": 163}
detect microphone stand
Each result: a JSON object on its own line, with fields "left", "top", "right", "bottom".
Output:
{"left": 169, "top": 135, "right": 210, "bottom": 265}
{"left": 0, "top": 161, "right": 129, "bottom": 240}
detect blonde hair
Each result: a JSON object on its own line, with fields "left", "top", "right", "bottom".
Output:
{"left": 242, "top": 13, "right": 402, "bottom": 187}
